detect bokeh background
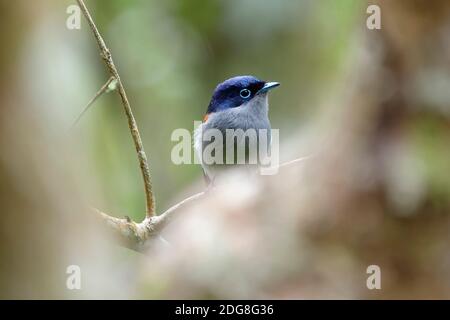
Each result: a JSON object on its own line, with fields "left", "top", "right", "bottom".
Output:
{"left": 1, "top": 0, "right": 450, "bottom": 299}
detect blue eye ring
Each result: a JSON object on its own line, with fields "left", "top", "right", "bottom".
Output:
{"left": 239, "top": 88, "right": 251, "bottom": 99}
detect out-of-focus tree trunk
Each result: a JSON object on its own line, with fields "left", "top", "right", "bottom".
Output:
{"left": 0, "top": 1, "right": 128, "bottom": 299}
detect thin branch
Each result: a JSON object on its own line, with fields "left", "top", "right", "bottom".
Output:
{"left": 278, "top": 155, "right": 312, "bottom": 168}
{"left": 72, "top": 76, "right": 115, "bottom": 127}
{"left": 77, "top": 0, "right": 155, "bottom": 217}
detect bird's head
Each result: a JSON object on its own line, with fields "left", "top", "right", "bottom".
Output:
{"left": 204, "top": 75, "right": 279, "bottom": 119}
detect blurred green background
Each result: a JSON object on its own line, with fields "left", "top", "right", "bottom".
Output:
{"left": 61, "top": 0, "right": 362, "bottom": 219}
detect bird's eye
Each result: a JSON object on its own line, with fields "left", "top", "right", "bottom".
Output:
{"left": 239, "top": 88, "right": 251, "bottom": 99}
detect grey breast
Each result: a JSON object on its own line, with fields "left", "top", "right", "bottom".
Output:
{"left": 201, "top": 96, "right": 271, "bottom": 166}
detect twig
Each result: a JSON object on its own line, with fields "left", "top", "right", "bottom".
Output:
{"left": 77, "top": 0, "right": 155, "bottom": 216}
{"left": 75, "top": 0, "right": 204, "bottom": 253}
{"left": 72, "top": 76, "right": 115, "bottom": 127}
{"left": 278, "top": 155, "right": 312, "bottom": 168}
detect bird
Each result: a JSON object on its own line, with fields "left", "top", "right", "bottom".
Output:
{"left": 194, "top": 75, "right": 280, "bottom": 184}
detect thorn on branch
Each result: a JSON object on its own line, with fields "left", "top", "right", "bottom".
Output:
{"left": 72, "top": 76, "right": 116, "bottom": 127}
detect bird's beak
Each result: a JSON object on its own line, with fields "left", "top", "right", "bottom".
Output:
{"left": 257, "top": 81, "right": 280, "bottom": 95}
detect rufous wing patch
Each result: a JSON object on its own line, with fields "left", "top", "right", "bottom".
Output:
{"left": 202, "top": 113, "right": 209, "bottom": 122}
